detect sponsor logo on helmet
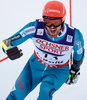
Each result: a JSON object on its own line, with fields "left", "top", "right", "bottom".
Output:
{"left": 45, "top": 8, "right": 60, "bottom": 14}
{"left": 45, "top": 8, "right": 49, "bottom": 13}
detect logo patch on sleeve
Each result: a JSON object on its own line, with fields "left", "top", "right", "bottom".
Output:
{"left": 20, "top": 26, "right": 36, "bottom": 37}
{"left": 77, "top": 47, "right": 83, "bottom": 54}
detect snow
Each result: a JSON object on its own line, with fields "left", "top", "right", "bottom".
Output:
{"left": 0, "top": 0, "right": 87, "bottom": 100}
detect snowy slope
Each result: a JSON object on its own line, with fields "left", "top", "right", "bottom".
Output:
{"left": 0, "top": 0, "right": 87, "bottom": 100}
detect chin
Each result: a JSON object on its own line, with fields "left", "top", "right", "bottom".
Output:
{"left": 48, "top": 34, "right": 58, "bottom": 38}
{"left": 49, "top": 31, "right": 59, "bottom": 38}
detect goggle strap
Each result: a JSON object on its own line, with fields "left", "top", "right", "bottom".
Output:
{"left": 43, "top": 16, "right": 63, "bottom": 20}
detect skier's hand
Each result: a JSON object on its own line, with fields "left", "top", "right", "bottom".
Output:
{"left": 66, "top": 65, "right": 80, "bottom": 85}
{"left": 6, "top": 46, "right": 23, "bottom": 60}
{"left": 1, "top": 39, "right": 23, "bottom": 60}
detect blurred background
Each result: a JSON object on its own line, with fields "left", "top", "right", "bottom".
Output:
{"left": 0, "top": 0, "right": 87, "bottom": 100}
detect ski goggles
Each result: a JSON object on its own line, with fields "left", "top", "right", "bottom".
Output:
{"left": 44, "top": 19, "right": 63, "bottom": 28}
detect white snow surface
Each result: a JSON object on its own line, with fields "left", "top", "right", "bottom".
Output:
{"left": 0, "top": 0, "right": 87, "bottom": 100}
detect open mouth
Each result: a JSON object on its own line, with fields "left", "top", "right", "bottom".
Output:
{"left": 46, "top": 25, "right": 61, "bottom": 37}
{"left": 50, "top": 29, "right": 56, "bottom": 34}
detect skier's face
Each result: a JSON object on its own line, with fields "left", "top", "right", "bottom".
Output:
{"left": 44, "top": 19, "right": 62, "bottom": 38}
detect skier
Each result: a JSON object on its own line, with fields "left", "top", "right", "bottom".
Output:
{"left": 1, "top": 1, "right": 84, "bottom": 100}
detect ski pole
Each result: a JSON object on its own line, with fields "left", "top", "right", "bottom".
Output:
{"left": 70, "top": 0, "right": 72, "bottom": 26}
{"left": 0, "top": 56, "right": 8, "bottom": 62}
{"left": 69, "top": 0, "right": 73, "bottom": 67}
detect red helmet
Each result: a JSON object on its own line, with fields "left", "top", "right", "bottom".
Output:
{"left": 42, "top": 1, "right": 66, "bottom": 22}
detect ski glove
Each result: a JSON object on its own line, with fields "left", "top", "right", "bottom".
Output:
{"left": 66, "top": 65, "right": 80, "bottom": 85}
{"left": 6, "top": 46, "right": 23, "bottom": 60}
{"left": 1, "top": 39, "right": 23, "bottom": 60}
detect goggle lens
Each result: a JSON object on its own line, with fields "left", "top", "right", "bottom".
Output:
{"left": 44, "top": 19, "right": 62, "bottom": 28}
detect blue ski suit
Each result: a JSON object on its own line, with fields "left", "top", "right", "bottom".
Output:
{"left": 2, "top": 19, "right": 84, "bottom": 100}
